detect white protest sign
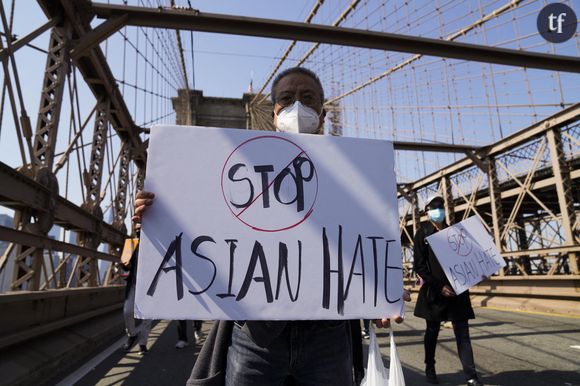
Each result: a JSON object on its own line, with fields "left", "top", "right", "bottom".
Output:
{"left": 425, "top": 216, "right": 506, "bottom": 295}
{"left": 135, "top": 125, "right": 404, "bottom": 320}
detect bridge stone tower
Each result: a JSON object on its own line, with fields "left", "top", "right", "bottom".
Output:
{"left": 172, "top": 89, "right": 274, "bottom": 130}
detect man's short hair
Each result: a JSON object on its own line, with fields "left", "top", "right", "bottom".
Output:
{"left": 271, "top": 67, "right": 324, "bottom": 105}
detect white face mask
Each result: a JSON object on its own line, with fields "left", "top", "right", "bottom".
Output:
{"left": 275, "top": 101, "right": 321, "bottom": 134}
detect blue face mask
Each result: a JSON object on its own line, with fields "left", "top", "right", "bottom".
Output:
{"left": 428, "top": 208, "right": 445, "bottom": 223}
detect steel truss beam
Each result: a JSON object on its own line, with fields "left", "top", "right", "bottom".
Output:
{"left": 9, "top": 22, "right": 71, "bottom": 290}
{"left": 400, "top": 105, "right": 580, "bottom": 276}
{"left": 487, "top": 156, "right": 506, "bottom": 268}
{"left": 75, "top": 101, "right": 110, "bottom": 287}
{"left": 440, "top": 176, "right": 454, "bottom": 225}
{"left": 85, "top": 101, "right": 109, "bottom": 204}
{"left": 501, "top": 245, "right": 580, "bottom": 259}
{"left": 0, "top": 156, "right": 124, "bottom": 286}
{"left": 37, "top": 0, "right": 146, "bottom": 168}
{"left": 113, "top": 144, "right": 131, "bottom": 230}
{"left": 87, "top": 2, "right": 580, "bottom": 73}
{"left": 402, "top": 153, "right": 580, "bottom": 224}
{"left": 136, "top": 166, "right": 146, "bottom": 193}
{"left": 402, "top": 104, "right": 580, "bottom": 193}
{"left": 85, "top": 102, "right": 109, "bottom": 205}
{"left": 392, "top": 141, "right": 481, "bottom": 153}
{"left": 436, "top": 168, "right": 580, "bottom": 216}
{"left": 32, "top": 27, "right": 70, "bottom": 171}
{"left": 547, "top": 128, "right": 579, "bottom": 273}
{"left": 8, "top": 0, "right": 149, "bottom": 289}
{"left": 0, "top": 226, "right": 118, "bottom": 263}
{"left": 0, "top": 161, "right": 125, "bottom": 246}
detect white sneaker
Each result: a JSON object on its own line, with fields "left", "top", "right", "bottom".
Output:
{"left": 194, "top": 330, "right": 203, "bottom": 341}
{"left": 175, "top": 340, "right": 189, "bottom": 349}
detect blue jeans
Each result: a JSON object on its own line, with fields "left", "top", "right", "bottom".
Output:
{"left": 225, "top": 321, "right": 354, "bottom": 386}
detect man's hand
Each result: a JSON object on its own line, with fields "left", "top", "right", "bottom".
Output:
{"left": 132, "top": 191, "right": 155, "bottom": 223}
{"left": 374, "top": 289, "right": 412, "bottom": 328}
{"left": 441, "top": 284, "right": 456, "bottom": 297}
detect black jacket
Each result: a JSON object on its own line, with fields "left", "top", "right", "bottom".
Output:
{"left": 413, "top": 222, "right": 474, "bottom": 322}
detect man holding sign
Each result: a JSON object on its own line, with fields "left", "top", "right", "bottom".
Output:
{"left": 133, "top": 67, "right": 407, "bottom": 386}
{"left": 413, "top": 196, "right": 483, "bottom": 386}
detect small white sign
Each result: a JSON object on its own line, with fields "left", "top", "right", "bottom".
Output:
{"left": 425, "top": 216, "right": 506, "bottom": 295}
{"left": 135, "top": 125, "right": 405, "bottom": 320}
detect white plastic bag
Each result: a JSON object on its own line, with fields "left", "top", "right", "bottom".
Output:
{"left": 360, "top": 324, "right": 389, "bottom": 386}
{"left": 388, "top": 328, "right": 405, "bottom": 386}
{"left": 360, "top": 325, "right": 405, "bottom": 386}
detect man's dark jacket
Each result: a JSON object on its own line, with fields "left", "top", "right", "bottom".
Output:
{"left": 413, "top": 222, "right": 475, "bottom": 322}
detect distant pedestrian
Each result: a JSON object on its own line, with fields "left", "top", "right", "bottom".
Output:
{"left": 122, "top": 224, "right": 152, "bottom": 355}
{"left": 361, "top": 319, "right": 370, "bottom": 339}
{"left": 176, "top": 320, "right": 204, "bottom": 349}
{"left": 413, "top": 195, "right": 483, "bottom": 386}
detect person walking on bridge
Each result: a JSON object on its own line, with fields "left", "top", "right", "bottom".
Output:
{"left": 121, "top": 223, "right": 153, "bottom": 355}
{"left": 413, "top": 195, "right": 483, "bottom": 386}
